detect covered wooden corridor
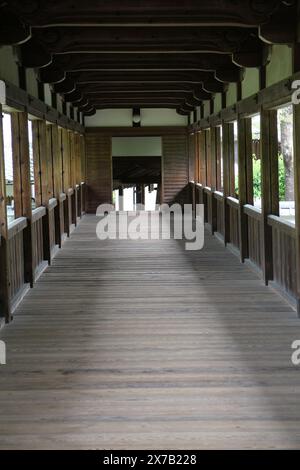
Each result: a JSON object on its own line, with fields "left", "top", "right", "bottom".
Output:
{"left": 0, "top": 214, "right": 300, "bottom": 450}
{"left": 1, "top": 0, "right": 300, "bottom": 452}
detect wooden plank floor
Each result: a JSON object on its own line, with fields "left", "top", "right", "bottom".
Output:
{"left": 1, "top": 214, "right": 300, "bottom": 449}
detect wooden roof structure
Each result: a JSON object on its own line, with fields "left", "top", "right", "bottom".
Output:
{"left": 1, "top": 0, "right": 296, "bottom": 115}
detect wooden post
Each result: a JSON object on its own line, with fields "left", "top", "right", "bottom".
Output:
{"left": 69, "top": 131, "right": 77, "bottom": 225}
{"left": 198, "top": 131, "right": 206, "bottom": 186}
{"left": 222, "top": 122, "right": 231, "bottom": 245}
{"left": 228, "top": 123, "right": 235, "bottom": 197}
{"left": 51, "top": 124, "right": 64, "bottom": 247}
{"left": 293, "top": 104, "right": 300, "bottom": 314}
{"left": 0, "top": 106, "right": 11, "bottom": 322}
{"left": 237, "top": 117, "right": 249, "bottom": 262}
{"left": 32, "top": 121, "right": 42, "bottom": 208}
{"left": 210, "top": 127, "right": 217, "bottom": 233}
{"left": 216, "top": 127, "right": 222, "bottom": 191}
{"left": 80, "top": 134, "right": 86, "bottom": 215}
{"left": 61, "top": 129, "right": 71, "bottom": 235}
{"left": 245, "top": 119, "right": 253, "bottom": 206}
{"left": 35, "top": 120, "right": 51, "bottom": 205}
{"left": 260, "top": 108, "right": 275, "bottom": 285}
{"left": 35, "top": 120, "right": 52, "bottom": 263}
{"left": 205, "top": 129, "right": 211, "bottom": 187}
{"left": 11, "top": 112, "right": 34, "bottom": 286}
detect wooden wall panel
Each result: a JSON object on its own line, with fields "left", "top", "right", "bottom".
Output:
{"left": 86, "top": 133, "right": 112, "bottom": 213}
{"left": 162, "top": 134, "right": 188, "bottom": 204}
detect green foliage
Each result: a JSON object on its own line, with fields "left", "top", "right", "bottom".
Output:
{"left": 235, "top": 176, "right": 239, "bottom": 196}
{"left": 278, "top": 154, "right": 286, "bottom": 201}
{"left": 251, "top": 153, "right": 286, "bottom": 202}
{"left": 252, "top": 156, "right": 261, "bottom": 201}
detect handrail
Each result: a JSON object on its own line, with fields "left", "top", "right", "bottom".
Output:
{"left": 268, "top": 214, "right": 296, "bottom": 238}
{"left": 226, "top": 197, "right": 240, "bottom": 209}
{"left": 32, "top": 206, "right": 46, "bottom": 224}
{"left": 204, "top": 186, "right": 212, "bottom": 194}
{"left": 48, "top": 198, "right": 57, "bottom": 211}
{"left": 244, "top": 204, "right": 262, "bottom": 221}
{"left": 214, "top": 191, "right": 224, "bottom": 201}
{"left": 7, "top": 217, "right": 27, "bottom": 240}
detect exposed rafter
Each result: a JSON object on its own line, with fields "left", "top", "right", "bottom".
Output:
{"left": 4, "top": 0, "right": 289, "bottom": 27}
{"left": 0, "top": 0, "right": 296, "bottom": 116}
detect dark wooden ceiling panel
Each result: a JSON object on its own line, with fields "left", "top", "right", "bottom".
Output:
{"left": 5, "top": 0, "right": 289, "bottom": 27}
{"left": 1, "top": 0, "right": 296, "bottom": 115}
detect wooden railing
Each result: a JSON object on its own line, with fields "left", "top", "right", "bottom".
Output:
{"left": 268, "top": 215, "right": 297, "bottom": 298}
{"left": 214, "top": 191, "right": 225, "bottom": 239}
{"left": 32, "top": 206, "right": 47, "bottom": 280}
{"left": 4, "top": 183, "right": 83, "bottom": 315}
{"left": 7, "top": 217, "right": 28, "bottom": 307}
{"left": 203, "top": 187, "right": 213, "bottom": 231}
{"left": 189, "top": 181, "right": 299, "bottom": 305}
{"left": 227, "top": 197, "right": 240, "bottom": 250}
{"left": 244, "top": 205, "right": 262, "bottom": 270}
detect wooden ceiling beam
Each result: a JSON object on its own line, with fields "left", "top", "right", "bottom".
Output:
{"left": 259, "top": 3, "right": 297, "bottom": 44}
{"left": 83, "top": 90, "right": 209, "bottom": 103}
{"left": 76, "top": 83, "right": 220, "bottom": 94}
{"left": 35, "top": 52, "right": 243, "bottom": 82}
{"left": 3, "top": 0, "right": 295, "bottom": 115}
{"left": 5, "top": 0, "right": 287, "bottom": 27}
{"left": 27, "top": 26, "right": 263, "bottom": 56}
{"left": 67, "top": 70, "right": 218, "bottom": 84}
{"left": 0, "top": 6, "right": 31, "bottom": 45}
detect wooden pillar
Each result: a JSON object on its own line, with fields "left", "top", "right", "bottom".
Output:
{"left": 32, "top": 121, "right": 42, "bottom": 208}
{"left": 228, "top": 123, "right": 235, "bottom": 197}
{"left": 188, "top": 132, "right": 195, "bottom": 183}
{"left": 293, "top": 104, "right": 300, "bottom": 314}
{"left": 205, "top": 129, "right": 211, "bottom": 187}
{"left": 51, "top": 124, "right": 64, "bottom": 247}
{"left": 216, "top": 127, "right": 222, "bottom": 191}
{"left": 46, "top": 124, "right": 54, "bottom": 199}
{"left": 32, "top": 120, "right": 51, "bottom": 205}
{"left": 62, "top": 129, "right": 72, "bottom": 235}
{"left": 69, "top": 131, "right": 77, "bottom": 225}
{"left": 11, "top": 112, "right": 34, "bottom": 285}
{"left": 0, "top": 106, "right": 10, "bottom": 322}
{"left": 198, "top": 131, "right": 206, "bottom": 186}
{"left": 35, "top": 120, "right": 52, "bottom": 263}
{"left": 80, "top": 135, "right": 86, "bottom": 214}
{"left": 245, "top": 119, "right": 254, "bottom": 206}
{"left": 260, "top": 108, "right": 276, "bottom": 285}
{"left": 222, "top": 122, "right": 231, "bottom": 245}
{"left": 237, "top": 117, "right": 249, "bottom": 262}
{"left": 210, "top": 127, "right": 217, "bottom": 233}
{"left": 195, "top": 132, "right": 200, "bottom": 183}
